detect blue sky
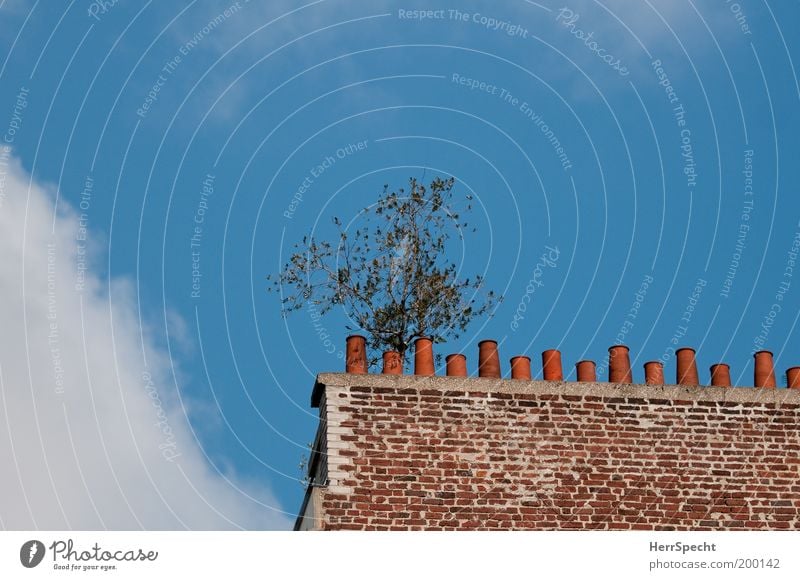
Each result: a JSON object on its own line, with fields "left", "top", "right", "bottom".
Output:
{"left": 0, "top": 1, "right": 798, "bottom": 529}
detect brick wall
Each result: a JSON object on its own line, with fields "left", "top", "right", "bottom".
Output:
{"left": 296, "top": 373, "right": 800, "bottom": 530}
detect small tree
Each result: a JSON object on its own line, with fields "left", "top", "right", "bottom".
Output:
{"left": 268, "top": 177, "right": 499, "bottom": 365}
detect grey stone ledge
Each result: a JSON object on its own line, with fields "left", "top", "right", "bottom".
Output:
{"left": 312, "top": 372, "right": 800, "bottom": 408}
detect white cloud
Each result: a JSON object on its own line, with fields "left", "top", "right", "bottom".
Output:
{"left": 0, "top": 155, "right": 291, "bottom": 530}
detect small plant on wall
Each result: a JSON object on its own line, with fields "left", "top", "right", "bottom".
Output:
{"left": 268, "top": 177, "right": 499, "bottom": 367}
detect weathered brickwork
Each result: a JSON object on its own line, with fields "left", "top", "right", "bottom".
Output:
{"left": 296, "top": 374, "right": 800, "bottom": 530}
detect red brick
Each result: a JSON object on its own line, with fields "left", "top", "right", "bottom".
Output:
{"left": 304, "top": 380, "right": 800, "bottom": 530}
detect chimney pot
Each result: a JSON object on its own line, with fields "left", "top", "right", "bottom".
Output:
{"left": 414, "top": 337, "right": 435, "bottom": 376}
{"left": 510, "top": 356, "right": 532, "bottom": 380}
{"left": 787, "top": 367, "right": 800, "bottom": 389}
{"left": 345, "top": 335, "right": 368, "bottom": 374}
{"left": 575, "top": 360, "right": 597, "bottom": 382}
{"left": 478, "top": 340, "right": 501, "bottom": 378}
{"left": 542, "top": 349, "right": 564, "bottom": 381}
{"left": 754, "top": 351, "right": 777, "bottom": 388}
{"left": 644, "top": 361, "right": 664, "bottom": 385}
{"left": 710, "top": 363, "right": 731, "bottom": 387}
{"left": 676, "top": 347, "right": 700, "bottom": 385}
{"left": 382, "top": 351, "right": 402, "bottom": 375}
{"left": 445, "top": 354, "right": 468, "bottom": 377}
{"left": 608, "top": 345, "right": 633, "bottom": 383}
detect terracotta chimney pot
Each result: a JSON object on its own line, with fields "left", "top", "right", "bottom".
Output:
{"left": 542, "top": 349, "right": 564, "bottom": 381}
{"left": 709, "top": 363, "right": 731, "bottom": 387}
{"left": 510, "top": 356, "right": 532, "bottom": 380}
{"left": 445, "top": 354, "right": 468, "bottom": 377}
{"left": 575, "top": 360, "right": 597, "bottom": 382}
{"left": 345, "top": 335, "right": 367, "bottom": 374}
{"left": 754, "top": 351, "right": 777, "bottom": 388}
{"left": 644, "top": 361, "right": 664, "bottom": 385}
{"left": 382, "top": 351, "right": 402, "bottom": 375}
{"left": 478, "top": 340, "right": 501, "bottom": 378}
{"left": 676, "top": 347, "right": 700, "bottom": 385}
{"left": 414, "top": 337, "right": 435, "bottom": 376}
{"left": 787, "top": 367, "right": 800, "bottom": 389}
{"left": 608, "top": 345, "right": 632, "bottom": 383}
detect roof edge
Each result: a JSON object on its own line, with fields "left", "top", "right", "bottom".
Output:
{"left": 313, "top": 372, "right": 800, "bottom": 405}
{"left": 311, "top": 376, "right": 326, "bottom": 408}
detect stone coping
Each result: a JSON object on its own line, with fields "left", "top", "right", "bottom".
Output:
{"left": 312, "top": 372, "right": 800, "bottom": 408}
